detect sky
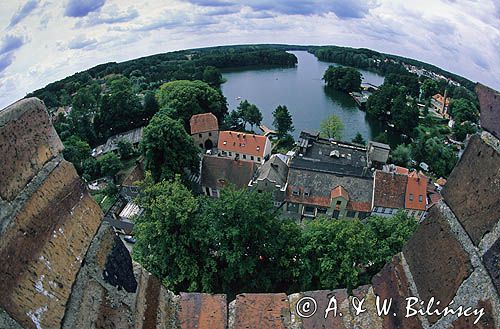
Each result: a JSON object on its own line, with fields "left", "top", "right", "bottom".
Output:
{"left": 0, "top": 0, "right": 499, "bottom": 109}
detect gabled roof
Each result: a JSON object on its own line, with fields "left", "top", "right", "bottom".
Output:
{"left": 373, "top": 171, "right": 408, "bottom": 209}
{"left": 331, "top": 186, "right": 349, "bottom": 201}
{"left": 190, "top": 113, "right": 219, "bottom": 134}
{"left": 432, "top": 93, "right": 450, "bottom": 106}
{"left": 201, "top": 156, "right": 256, "bottom": 189}
{"left": 254, "top": 154, "right": 288, "bottom": 186}
{"left": 218, "top": 131, "right": 268, "bottom": 157}
{"left": 405, "top": 170, "right": 428, "bottom": 211}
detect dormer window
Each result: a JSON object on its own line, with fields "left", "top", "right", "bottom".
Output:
{"left": 292, "top": 187, "right": 300, "bottom": 196}
{"left": 304, "top": 187, "right": 311, "bottom": 197}
{"left": 256, "top": 146, "right": 260, "bottom": 151}
{"left": 223, "top": 141, "right": 227, "bottom": 145}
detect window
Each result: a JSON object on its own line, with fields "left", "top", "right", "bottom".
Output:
{"left": 199, "top": 134, "right": 202, "bottom": 138}
{"left": 292, "top": 187, "right": 300, "bottom": 196}
{"left": 304, "top": 188, "right": 311, "bottom": 197}
{"left": 384, "top": 208, "right": 391, "bottom": 214}
{"left": 335, "top": 200, "right": 342, "bottom": 210}
{"left": 359, "top": 212, "right": 369, "bottom": 220}
{"left": 346, "top": 211, "right": 356, "bottom": 218}
{"left": 373, "top": 207, "right": 378, "bottom": 212}
{"left": 332, "top": 210, "right": 340, "bottom": 219}
{"left": 304, "top": 206, "right": 315, "bottom": 214}
{"left": 419, "top": 195, "right": 423, "bottom": 202}
{"left": 229, "top": 152, "right": 232, "bottom": 156}
{"left": 251, "top": 156, "right": 254, "bottom": 161}
{"left": 409, "top": 193, "right": 413, "bottom": 201}
{"left": 257, "top": 157, "right": 261, "bottom": 162}
{"left": 208, "top": 132, "right": 212, "bottom": 136}
{"left": 317, "top": 207, "right": 327, "bottom": 214}
{"left": 243, "top": 154, "right": 247, "bottom": 159}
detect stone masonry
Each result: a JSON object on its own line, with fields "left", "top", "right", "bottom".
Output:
{"left": 0, "top": 83, "right": 499, "bottom": 328}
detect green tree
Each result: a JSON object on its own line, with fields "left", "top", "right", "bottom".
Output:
{"left": 366, "top": 84, "right": 399, "bottom": 119}
{"left": 70, "top": 87, "right": 98, "bottom": 144}
{"left": 412, "top": 135, "right": 457, "bottom": 177}
{"left": 156, "top": 80, "right": 227, "bottom": 126}
{"left": 197, "top": 188, "right": 303, "bottom": 296}
{"left": 94, "top": 76, "right": 142, "bottom": 139}
{"left": 385, "top": 73, "right": 420, "bottom": 97}
{"left": 420, "top": 79, "right": 439, "bottom": 99}
{"left": 222, "top": 110, "right": 242, "bottom": 130}
{"left": 62, "top": 135, "right": 91, "bottom": 173}
{"left": 448, "top": 98, "right": 479, "bottom": 124}
{"left": 352, "top": 132, "right": 366, "bottom": 145}
{"left": 390, "top": 94, "right": 419, "bottom": 134}
{"left": 452, "top": 121, "right": 477, "bottom": 142}
{"left": 143, "top": 90, "right": 160, "bottom": 119}
{"left": 365, "top": 212, "right": 417, "bottom": 273}
{"left": 202, "top": 66, "right": 223, "bottom": 86}
{"left": 302, "top": 218, "right": 375, "bottom": 290}
{"left": 117, "top": 140, "right": 134, "bottom": 159}
{"left": 133, "top": 174, "right": 212, "bottom": 292}
{"left": 323, "top": 66, "right": 362, "bottom": 92}
{"left": 97, "top": 153, "right": 123, "bottom": 178}
{"left": 272, "top": 105, "right": 294, "bottom": 138}
{"left": 141, "top": 108, "right": 200, "bottom": 182}
{"left": 374, "top": 132, "right": 389, "bottom": 144}
{"left": 391, "top": 144, "right": 412, "bottom": 166}
{"left": 237, "top": 100, "right": 262, "bottom": 131}
{"left": 320, "top": 115, "right": 344, "bottom": 139}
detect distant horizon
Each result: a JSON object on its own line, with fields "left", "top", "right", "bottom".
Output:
{"left": 1, "top": 0, "right": 498, "bottom": 108}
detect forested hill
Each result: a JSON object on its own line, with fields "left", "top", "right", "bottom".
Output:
{"left": 27, "top": 45, "right": 298, "bottom": 109}
{"left": 308, "top": 45, "right": 476, "bottom": 91}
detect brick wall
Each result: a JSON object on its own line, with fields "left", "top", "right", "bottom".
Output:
{"left": 0, "top": 85, "right": 499, "bottom": 328}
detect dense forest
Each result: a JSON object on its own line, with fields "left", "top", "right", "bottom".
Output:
{"left": 28, "top": 45, "right": 298, "bottom": 109}
{"left": 309, "top": 45, "right": 476, "bottom": 91}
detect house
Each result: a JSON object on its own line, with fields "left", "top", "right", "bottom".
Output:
{"left": 371, "top": 165, "right": 429, "bottom": 219}
{"left": 248, "top": 154, "right": 289, "bottom": 207}
{"left": 283, "top": 131, "right": 374, "bottom": 221}
{"left": 217, "top": 131, "right": 271, "bottom": 163}
{"left": 190, "top": 113, "right": 219, "bottom": 150}
{"left": 431, "top": 93, "right": 450, "bottom": 118}
{"left": 201, "top": 156, "right": 257, "bottom": 198}
{"left": 371, "top": 170, "right": 408, "bottom": 216}
{"left": 92, "top": 127, "right": 144, "bottom": 157}
{"left": 405, "top": 170, "right": 428, "bottom": 219}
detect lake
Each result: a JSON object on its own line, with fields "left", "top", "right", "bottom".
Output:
{"left": 221, "top": 50, "right": 385, "bottom": 142}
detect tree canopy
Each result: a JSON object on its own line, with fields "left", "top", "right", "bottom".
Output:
{"left": 351, "top": 132, "right": 366, "bottom": 145}
{"left": 141, "top": 108, "right": 200, "bottom": 182}
{"left": 320, "top": 114, "right": 344, "bottom": 139}
{"left": 272, "top": 105, "right": 294, "bottom": 138}
{"left": 323, "top": 66, "right": 362, "bottom": 92}
{"left": 236, "top": 100, "right": 263, "bottom": 131}
{"left": 156, "top": 80, "right": 227, "bottom": 126}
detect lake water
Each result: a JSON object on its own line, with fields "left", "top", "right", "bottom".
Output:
{"left": 221, "top": 51, "right": 385, "bottom": 142}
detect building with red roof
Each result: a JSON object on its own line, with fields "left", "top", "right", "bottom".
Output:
{"left": 189, "top": 113, "right": 219, "bottom": 150}
{"left": 217, "top": 131, "right": 271, "bottom": 163}
{"left": 405, "top": 170, "right": 428, "bottom": 218}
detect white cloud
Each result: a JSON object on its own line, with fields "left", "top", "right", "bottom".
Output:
{"left": 0, "top": 0, "right": 498, "bottom": 109}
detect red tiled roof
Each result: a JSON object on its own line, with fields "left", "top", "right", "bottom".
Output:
{"left": 190, "top": 113, "right": 219, "bottom": 134}
{"left": 432, "top": 93, "right": 450, "bottom": 106}
{"left": 405, "top": 170, "right": 428, "bottom": 211}
{"left": 331, "top": 186, "right": 349, "bottom": 201}
{"left": 347, "top": 201, "right": 372, "bottom": 212}
{"left": 373, "top": 171, "right": 407, "bottom": 209}
{"left": 218, "top": 131, "right": 268, "bottom": 157}
{"left": 394, "top": 166, "right": 409, "bottom": 175}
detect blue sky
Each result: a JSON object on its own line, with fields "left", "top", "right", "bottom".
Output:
{"left": 0, "top": 0, "right": 499, "bottom": 108}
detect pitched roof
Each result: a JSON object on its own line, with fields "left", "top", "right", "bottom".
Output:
{"left": 285, "top": 168, "right": 373, "bottom": 208}
{"left": 373, "top": 171, "right": 408, "bottom": 209}
{"left": 331, "top": 186, "right": 349, "bottom": 201}
{"left": 190, "top": 113, "right": 219, "bottom": 134}
{"left": 347, "top": 201, "right": 372, "bottom": 212}
{"left": 254, "top": 154, "right": 288, "bottom": 186}
{"left": 218, "top": 131, "right": 268, "bottom": 157}
{"left": 432, "top": 93, "right": 450, "bottom": 106}
{"left": 201, "top": 156, "right": 256, "bottom": 189}
{"left": 405, "top": 170, "right": 428, "bottom": 211}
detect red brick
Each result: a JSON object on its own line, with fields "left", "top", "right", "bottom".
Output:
{"left": 179, "top": 293, "right": 227, "bottom": 329}
{"left": 233, "top": 293, "right": 289, "bottom": 329}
